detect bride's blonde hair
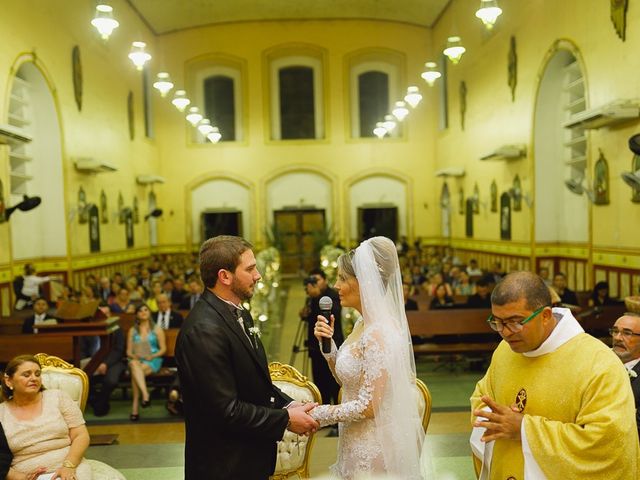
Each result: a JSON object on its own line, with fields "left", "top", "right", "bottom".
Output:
{"left": 337, "top": 237, "right": 398, "bottom": 287}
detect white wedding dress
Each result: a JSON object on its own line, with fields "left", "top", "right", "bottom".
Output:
{"left": 312, "top": 318, "right": 388, "bottom": 477}
{"left": 311, "top": 237, "right": 426, "bottom": 479}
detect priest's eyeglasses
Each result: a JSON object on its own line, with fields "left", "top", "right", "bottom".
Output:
{"left": 487, "top": 305, "right": 547, "bottom": 333}
{"left": 609, "top": 327, "right": 640, "bottom": 338}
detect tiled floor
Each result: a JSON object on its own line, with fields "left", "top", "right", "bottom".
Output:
{"left": 84, "top": 280, "right": 480, "bottom": 478}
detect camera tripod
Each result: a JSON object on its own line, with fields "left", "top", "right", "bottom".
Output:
{"left": 289, "top": 319, "right": 310, "bottom": 376}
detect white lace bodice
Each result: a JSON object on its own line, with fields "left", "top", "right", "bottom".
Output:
{"left": 311, "top": 318, "right": 388, "bottom": 478}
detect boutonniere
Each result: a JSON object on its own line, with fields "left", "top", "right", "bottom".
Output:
{"left": 248, "top": 326, "right": 261, "bottom": 338}
{"left": 628, "top": 369, "right": 638, "bottom": 379}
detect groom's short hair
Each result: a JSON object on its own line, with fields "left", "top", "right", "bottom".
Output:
{"left": 200, "top": 235, "right": 253, "bottom": 288}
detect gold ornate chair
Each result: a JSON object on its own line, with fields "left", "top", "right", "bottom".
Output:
{"left": 269, "top": 362, "right": 322, "bottom": 480}
{"left": 35, "top": 352, "right": 89, "bottom": 411}
{"left": 415, "top": 377, "right": 432, "bottom": 433}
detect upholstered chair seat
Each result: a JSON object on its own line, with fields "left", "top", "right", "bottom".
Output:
{"left": 269, "top": 362, "right": 322, "bottom": 480}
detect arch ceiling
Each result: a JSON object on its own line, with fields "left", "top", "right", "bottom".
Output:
{"left": 126, "top": 0, "right": 449, "bottom": 34}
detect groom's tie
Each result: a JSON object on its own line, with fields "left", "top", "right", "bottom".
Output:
{"left": 235, "top": 309, "right": 256, "bottom": 349}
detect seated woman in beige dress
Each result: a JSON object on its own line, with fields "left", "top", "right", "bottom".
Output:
{"left": 0, "top": 354, "right": 124, "bottom": 480}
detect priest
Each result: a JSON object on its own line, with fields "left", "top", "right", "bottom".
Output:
{"left": 470, "top": 271, "right": 639, "bottom": 479}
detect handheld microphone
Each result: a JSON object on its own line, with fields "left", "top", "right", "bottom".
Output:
{"left": 319, "top": 296, "right": 333, "bottom": 354}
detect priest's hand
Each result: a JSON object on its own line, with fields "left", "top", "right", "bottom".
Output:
{"left": 473, "top": 395, "right": 523, "bottom": 442}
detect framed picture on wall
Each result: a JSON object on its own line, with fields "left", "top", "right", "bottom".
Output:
{"left": 89, "top": 204, "right": 100, "bottom": 252}
{"left": 500, "top": 192, "right": 511, "bottom": 240}
{"left": 124, "top": 208, "right": 134, "bottom": 248}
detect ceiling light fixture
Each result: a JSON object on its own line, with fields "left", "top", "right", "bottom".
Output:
{"left": 404, "top": 86, "right": 422, "bottom": 108}
{"left": 207, "top": 127, "right": 222, "bottom": 143}
{"left": 421, "top": 62, "right": 442, "bottom": 86}
{"left": 91, "top": 4, "right": 119, "bottom": 40}
{"left": 382, "top": 115, "right": 397, "bottom": 133}
{"left": 128, "top": 41, "right": 151, "bottom": 71}
{"left": 186, "top": 107, "right": 203, "bottom": 126}
{"left": 475, "top": 0, "right": 503, "bottom": 30}
{"left": 171, "top": 90, "right": 191, "bottom": 112}
{"left": 392, "top": 101, "right": 410, "bottom": 121}
{"left": 373, "top": 122, "right": 387, "bottom": 139}
{"left": 153, "top": 72, "right": 174, "bottom": 97}
{"left": 443, "top": 36, "right": 466, "bottom": 64}
{"left": 197, "top": 119, "right": 215, "bottom": 136}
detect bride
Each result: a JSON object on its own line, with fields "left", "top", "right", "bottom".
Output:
{"left": 311, "top": 236, "right": 426, "bottom": 479}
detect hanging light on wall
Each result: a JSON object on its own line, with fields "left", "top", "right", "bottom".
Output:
{"left": 153, "top": 72, "right": 174, "bottom": 97}
{"left": 373, "top": 122, "right": 387, "bottom": 139}
{"left": 382, "top": 115, "right": 397, "bottom": 133}
{"left": 207, "top": 127, "right": 222, "bottom": 143}
{"left": 404, "top": 86, "right": 422, "bottom": 108}
{"left": 91, "top": 4, "right": 119, "bottom": 40}
{"left": 475, "top": 0, "right": 503, "bottom": 30}
{"left": 421, "top": 62, "right": 442, "bottom": 86}
{"left": 443, "top": 36, "right": 466, "bottom": 64}
{"left": 197, "top": 119, "right": 215, "bottom": 136}
{"left": 392, "top": 101, "right": 410, "bottom": 121}
{"left": 186, "top": 107, "right": 203, "bottom": 126}
{"left": 171, "top": 90, "right": 191, "bottom": 111}
{"left": 128, "top": 41, "right": 152, "bottom": 70}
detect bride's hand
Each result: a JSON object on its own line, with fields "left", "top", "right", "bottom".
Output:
{"left": 314, "top": 314, "right": 334, "bottom": 342}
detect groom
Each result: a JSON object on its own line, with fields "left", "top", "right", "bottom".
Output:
{"left": 176, "top": 235, "right": 318, "bottom": 479}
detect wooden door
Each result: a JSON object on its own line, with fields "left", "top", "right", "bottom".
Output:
{"left": 274, "top": 209, "right": 325, "bottom": 274}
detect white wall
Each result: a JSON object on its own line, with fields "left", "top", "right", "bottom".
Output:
{"left": 191, "top": 179, "right": 251, "bottom": 243}
{"left": 349, "top": 176, "right": 407, "bottom": 240}
{"left": 265, "top": 172, "right": 332, "bottom": 225}
{"left": 534, "top": 50, "right": 588, "bottom": 243}
{"left": 11, "top": 62, "right": 66, "bottom": 260}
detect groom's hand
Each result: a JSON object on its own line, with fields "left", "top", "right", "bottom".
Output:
{"left": 287, "top": 403, "right": 319, "bottom": 435}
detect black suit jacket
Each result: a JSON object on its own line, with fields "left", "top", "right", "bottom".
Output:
{"left": 21, "top": 314, "right": 56, "bottom": 334}
{"left": 153, "top": 310, "right": 184, "bottom": 329}
{"left": 0, "top": 421, "right": 11, "bottom": 479}
{"left": 631, "top": 361, "right": 640, "bottom": 437}
{"left": 176, "top": 290, "right": 292, "bottom": 480}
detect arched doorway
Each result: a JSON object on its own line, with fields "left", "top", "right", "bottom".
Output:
{"left": 7, "top": 61, "right": 66, "bottom": 259}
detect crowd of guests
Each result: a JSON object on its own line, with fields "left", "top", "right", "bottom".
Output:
{"left": 396, "top": 242, "right": 622, "bottom": 311}
{"left": 15, "top": 255, "right": 204, "bottom": 421}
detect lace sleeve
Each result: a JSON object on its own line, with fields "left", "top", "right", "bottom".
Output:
{"left": 311, "top": 328, "right": 386, "bottom": 427}
{"left": 319, "top": 339, "right": 341, "bottom": 385}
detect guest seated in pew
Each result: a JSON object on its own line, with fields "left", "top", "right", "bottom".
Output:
{"left": 455, "top": 271, "right": 475, "bottom": 296}
{"left": 145, "top": 281, "right": 163, "bottom": 313}
{"left": 552, "top": 272, "right": 578, "bottom": 306}
{"left": 403, "top": 282, "right": 418, "bottom": 311}
{"left": 21, "top": 297, "right": 57, "bottom": 334}
{"left": 110, "top": 288, "right": 136, "bottom": 314}
{"left": 430, "top": 283, "right": 455, "bottom": 309}
{"left": 89, "top": 326, "right": 126, "bottom": 417}
{"left": 153, "top": 293, "right": 183, "bottom": 330}
{"left": 588, "top": 281, "right": 621, "bottom": 307}
{"left": 127, "top": 304, "right": 166, "bottom": 421}
{"left": 466, "top": 278, "right": 492, "bottom": 308}
{"left": 179, "top": 277, "right": 203, "bottom": 310}
{"left": 0, "top": 354, "right": 125, "bottom": 479}
{"left": 424, "top": 272, "right": 453, "bottom": 297}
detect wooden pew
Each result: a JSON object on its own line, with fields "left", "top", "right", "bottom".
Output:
{"left": 0, "top": 334, "right": 74, "bottom": 365}
{"left": 406, "top": 309, "right": 498, "bottom": 355}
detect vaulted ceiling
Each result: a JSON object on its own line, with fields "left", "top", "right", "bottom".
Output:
{"left": 126, "top": 0, "right": 450, "bottom": 35}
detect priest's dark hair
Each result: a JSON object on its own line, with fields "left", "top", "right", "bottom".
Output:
{"left": 491, "top": 271, "right": 551, "bottom": 311}
{"left": 199, "top": 235, "right": 253, "bottom": 288}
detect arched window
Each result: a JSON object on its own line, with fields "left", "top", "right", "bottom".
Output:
{"left": 268, "top": 51, "right": 325, "bottom": 141}
{"left": 203, "top": 75, "right": 236, "bottom": 141}
{"left": 357, "top": 71, "right": 389, "bottom": 138}
{"left": 188, "top": 55, "right": 245, "bottom": 144}
{"left": 347, "top": 51, "right": 403, "bottom": 138}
